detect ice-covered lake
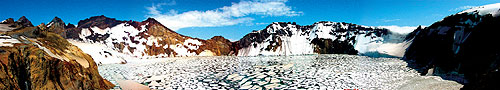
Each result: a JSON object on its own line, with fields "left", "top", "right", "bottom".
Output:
{"left": 98, "top": 54, "right": 462, "bottom": 90}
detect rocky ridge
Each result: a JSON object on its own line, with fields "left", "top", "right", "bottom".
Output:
{"left": 55, "top": 15, "right": 410, "bottom": 64}
{"left": 404, "top": 3, "right": 500, "bottom": 89}
{"left": 0, "top": 16, "right": 114, "bottom": 89}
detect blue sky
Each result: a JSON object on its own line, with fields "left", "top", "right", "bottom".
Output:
{"left": 1, "top": 0, "right": 499, "bottom": 41}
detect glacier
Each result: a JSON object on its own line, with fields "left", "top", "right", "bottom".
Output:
{"left": 236, "top": 21, "right": 413, "bottom": 58}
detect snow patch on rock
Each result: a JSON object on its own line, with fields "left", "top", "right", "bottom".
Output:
{"left": 459, "top": 3, "right": 500, "bottom": 17}
{"left": 68, "top": 40, "right": 128, "bottom": 65}
{"left": 0, "top": 35, "right": 21, "bottom": 47}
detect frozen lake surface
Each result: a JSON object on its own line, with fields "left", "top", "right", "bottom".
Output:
{"left": 98, "top": 54, "right": 462, "bottom": 90}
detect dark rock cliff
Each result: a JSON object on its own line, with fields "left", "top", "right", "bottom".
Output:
{"left": 404, "top": 12, "right": 500, "bottom": 90}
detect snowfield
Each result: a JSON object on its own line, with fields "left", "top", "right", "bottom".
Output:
{"left": 98, "top": 54, "right": 463, "bottom": 90}
{"left": 0, "top": 35, "right": 21, "bottom": 47}
{"left": 459, "top": 3, "right": 500, "bottom": 17}
{"left": 68, "top": 40, "right": 129, "bottom": 65}
{"left": 237, "top": 22, "right": 414, "bottom": 58}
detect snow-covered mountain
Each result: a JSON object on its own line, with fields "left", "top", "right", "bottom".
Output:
{"left": 236, "top": 21, "right": 410, "bottom": 57}
{"left": 404, "top": 3, "right": 500, "bottom": 89}
{"left": 63, "top": 15, "right": 237, "bottom": 64}
{"left": 59, "top": 16, "right": 411, "bottom": 64}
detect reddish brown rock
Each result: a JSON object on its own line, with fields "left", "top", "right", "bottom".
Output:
{"left": 65, "top": 16, "right": 238, "bottom": 57}
{"left": 0, "top": 18, "right": 114, "bottom": 89}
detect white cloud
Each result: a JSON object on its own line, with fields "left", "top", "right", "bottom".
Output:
{"left": 381, "top": 19, "right": 400, "bottom": 22}
{"left": 378, "top": 25, "right": 419, "bottom": 34}
{"left": 165, "top": 0, "right": 176, "bottom": 6}
{"left": 450, "top": 6, "right": 476, "bottom": 12}
{"left": 146, "top": 0, "right": 302, "bottom": 30}
{"left": 255, "top": 22, "right": 269, "bottom": 25}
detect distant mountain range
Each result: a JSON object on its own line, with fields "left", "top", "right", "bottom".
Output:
{"left": 2, "top": 15, "right": 406, "bottom": 64}
{"left": 235, "top": 21, "right": 409, "bottom": 57}
{"left": 2, "top": 3, "right": 500, "bottom": 90}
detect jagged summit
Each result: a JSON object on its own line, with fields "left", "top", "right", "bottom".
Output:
{"left": 46, "top": 17, "right": 68, "bottom": 38}
{"left": 49, "top": 17, "right": 64, "bottom": 25}
{"left": 144, "top": 17, "right": 160, "bottom": 24}
{"left": 141, "top": 17, "right": 176, "bottom": 32}
{"left": 66, "top": 23, "right": 76, "bottom": 28}
{"left": 0, "top": 16, "right": 34, "bottom": 30}
{"left": 16, "top": 16, "right": 33, "bottom": 27}
{"left": 0, "top": 18, "right": 14, "bottom": 24}
{"left": 209, "top": 36, "right": 229, "bottom": 40}
{"left": 48, "top": 17, "right": 65, "bottom": 27}
{"left": 77, "top": 15, "right": 124, "bottom": 29}
{"left": 52, "top": 16, "right": 63, "bottom": 22}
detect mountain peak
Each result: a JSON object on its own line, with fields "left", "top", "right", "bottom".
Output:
{"left": 77, "top": 15, "right": 124, "bottom": 29}
{"left": 1, "top": 18, "right": 14, "bottom": 24}
{"left": 18, "top": 16, "right": 27, "bottom": 21}
{"left": 16, "top": 16, "right": 34, "bottom": 27}
{"left": 48, "top": 16, "right": 65, "bottom": 27}
{"left": 51, "top": 17, "right": 64, "bottom": 23}
{"left": 144, "top": 18, "right": 161, "bottom": 25}
{"left": 90, "top": 15, "right": 111, "bottom": 20}
{"left": 66, "top": 23, "right": 76, "bottom": 28}
{"left": 209, "top": 36, "right": 229, "bottom": 41}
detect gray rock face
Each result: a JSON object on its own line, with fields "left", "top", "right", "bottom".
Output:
{"left": 404, "top": 5, "right": 500, "bottom": 89}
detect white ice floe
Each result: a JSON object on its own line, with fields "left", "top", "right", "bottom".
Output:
{"left": 98, "top": 54, "right": 463, "bottom": 89}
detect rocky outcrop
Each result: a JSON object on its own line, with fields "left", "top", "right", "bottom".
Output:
{"left": 0, "top": 18, "right": 114, "bottom": 89}
{"left": 201, "top": 36, "right": 238, "bottom": 56}
{"left": 0, "top": 18, "right": 14, "bottom": 24}
{"left": 1, "top": 16, "right": 34, "bottom": 30}
{"left": 404, "top": 3, "right": 500, "bottom": 90}
{"left": 47, "top": 17, "right": 67, "bottom": 38}
{"left": 16, "top": 16, "right": 33, "bottom": 27}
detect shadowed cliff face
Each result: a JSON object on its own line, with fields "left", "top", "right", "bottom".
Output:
{"left": 0, "top": 17, "right": 114, "bottom": 90}
{"left": 404, "top": 12, "right": 500, "bottom": 89}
